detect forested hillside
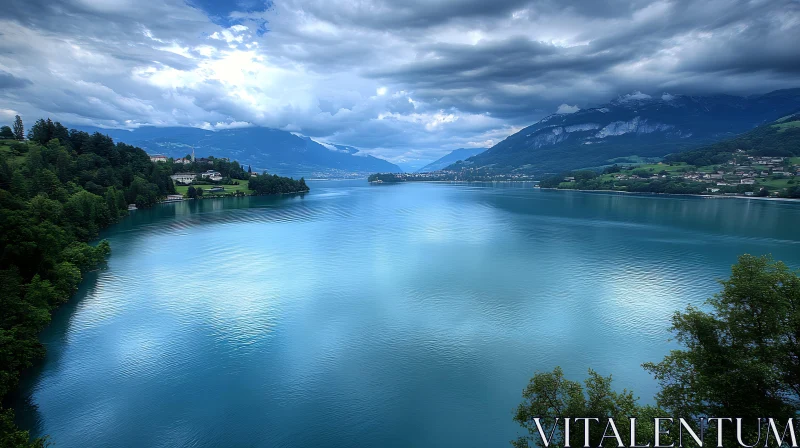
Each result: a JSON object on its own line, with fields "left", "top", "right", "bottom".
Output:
{"left": 0, "top": 117, "right": 181, "bottom": 446}
{"left": 666, "top": 112, "right": 800, "bottom": 165}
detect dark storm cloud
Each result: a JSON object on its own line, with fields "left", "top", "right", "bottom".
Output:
{"left": 363, "top": 37, "right": 637, "bottom": 118}
{"left": 358, "top": 0, "right": 800, "bottom": 118}
{"left": 0, "top": 71, "right": 31, "bottom": 89}
{"left": 295, "top": 0, "right": 648, "bottom": 30}
{"left": 0, "top": 0, "right": 797, "bottom": 162}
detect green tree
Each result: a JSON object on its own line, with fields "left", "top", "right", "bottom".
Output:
{"left": 644, "top": 255, "right": 799, "bottom": 420}
{"left": 513, "top": 367, "right": 662, "bottom": 448}
{"left": 13, "top": 115, "right": 24, "bottom": 140}
{"left": 187, "top": 185, "right": 196, "bottom": 198}
{"left": 0, "top": 408, "right": 47, "bottom": 447}
{"left": 27, "top": 119, "right": 55, "bottom": 145}
{"left": 516, "top": 255, "right": 800, "bottom": 447}
{"left": 0, "top": 126, "right": 13, "bottom": 139}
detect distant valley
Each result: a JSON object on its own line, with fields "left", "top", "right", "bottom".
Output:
{"left": 417, "top": 147, "right": 487, "bottom": 172}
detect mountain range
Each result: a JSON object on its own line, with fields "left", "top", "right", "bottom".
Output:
{"left": 449, "top": 88, "right": 800, "bottom": 174}
{"left": 417, "top": 147, "right": 487, "bottom": 172}
{"left": 77, "top": 126, "right": 402, "bottom": 177}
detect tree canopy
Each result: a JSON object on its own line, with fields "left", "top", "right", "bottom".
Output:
{"left": 249, "top": 173, "right": 308, "bottom": 195}
{"left": 513, "top": 367, "right": 661, "bottom": 448}
{"left": 13, "top": 115, "right": 24, "bottom": 140}
{"left": 644, "top": 254, "right": 799, "bottom": 422}
{"left": 515, "top": 255, "right": 800, "bottom": 448}
{"left": 0, "top": 117, "right": 177, "bottom": 447}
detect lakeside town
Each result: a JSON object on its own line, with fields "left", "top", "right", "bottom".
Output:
{"left": 368, "top": 170, "right": 537, "bottom": 183}
{"left": 368, "top": 151, "right": 800, "bottom": 199}
{"left": 547, "top": 151, "right": 800, "bottom": 198}
{"left": 608, "top": 154, "right": 797, "bottom": 187}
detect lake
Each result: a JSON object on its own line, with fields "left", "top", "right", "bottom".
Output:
{"left": 14, "top": 181, "right": 800, "bottom": 447}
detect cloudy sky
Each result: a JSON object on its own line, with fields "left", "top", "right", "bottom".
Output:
{"left": 1, "top": 0, "right": 798, "bottom": 164}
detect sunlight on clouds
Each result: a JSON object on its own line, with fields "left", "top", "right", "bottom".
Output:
{"left": 133, "top": 35, "right": 318, "bottom": 117}
{"left": 158, "top": 43, "right": 193, "bottom": 58}
{"left": 210, "top": 29, "right": 245, "bottom": 43}
{"left": 296, "top": 15, "right": 340, "bottom": 35}
{"left": 199, "top": 121, "right": 253, "bottom": 130}
{"left": 426, "top": 112, "right": 458, "bottom": 130}
{"left": 376, "top": 110, "right": 459, "bottom": 131}
{"left": 0, "top": 109, "right": 18, "bottom": 119}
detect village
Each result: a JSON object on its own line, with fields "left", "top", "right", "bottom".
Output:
{"left": 603, "top": 152, "right": 800, "bottom": 196}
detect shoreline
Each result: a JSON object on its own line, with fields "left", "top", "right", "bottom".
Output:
{"left": 538, "top": 187, "right": 800, "bottom": 202}
{"left": 369, "top": 180, "right": 799, "bottom": 202}
{"left": 158, "top": 189, "right": 309, "bottom": 203}
{"left": 368, "top": 179, "right": 538, "bottom": 184}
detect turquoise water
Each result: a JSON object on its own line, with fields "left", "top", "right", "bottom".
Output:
{"left": 14, "top": 181, "right": 800, "bottom": 447}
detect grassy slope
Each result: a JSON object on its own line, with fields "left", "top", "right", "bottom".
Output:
{"left": 0, "top": 142, "right": 28, "bottom": 170}
{"left": 174, "top": 179, "right": 253, "bottom": 196}
{"left": 773, "top": 121, "right": 800, "bottom": 132}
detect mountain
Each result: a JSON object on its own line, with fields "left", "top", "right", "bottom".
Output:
{"left": 449, "top": 88, "right": 800, "bottom": 174}
{"left": 76, "top": 126, "right": 402, "bottom": 177}
{"left": 417, "top": 147, "right": 487, "bottom": 172}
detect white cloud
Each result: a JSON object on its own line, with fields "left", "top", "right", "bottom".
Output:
{"left": 556, "top": 104, "right": 580, "bottom": 114}
{"left": 617, "top": 91, "right": 653, "bottom": 102}
{"left": 199, "top": 121, "right": 254, "bottom": 130}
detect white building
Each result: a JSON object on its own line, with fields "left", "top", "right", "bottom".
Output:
{"left": 174, "top": 157, "right": 191, "bottom": 164}
{"left": 170, "top": 173, "right": 196, "bottom": 184}
{"left": 201, "top": 170, "right": 223, "bottom": 181}
{"left": 149, "top": 154, "right": 167, "bottom": 163}
{"left": 740, "top": 178, "right": 755, "bottom": 185}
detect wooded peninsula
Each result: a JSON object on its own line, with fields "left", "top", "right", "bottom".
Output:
{"left": 0, "top": 116, "right": 307, "bottom": 446}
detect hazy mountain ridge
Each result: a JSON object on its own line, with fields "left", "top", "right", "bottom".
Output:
{"left": 76, "top": 126, "right": 402, "bottom": 177}
{"left": 450, "top": 88, "right": 800, "bottom": 174}
{"left": 418, "top": 147, "right": 487, "bottom": 172}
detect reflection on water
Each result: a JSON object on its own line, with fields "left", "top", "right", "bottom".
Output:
{"left": 14, "top": 181, "right": 800, "bottom": 448}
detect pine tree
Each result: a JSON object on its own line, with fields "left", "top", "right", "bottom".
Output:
{"left": 12, "top": 115, "right": 23, "bottom": 140}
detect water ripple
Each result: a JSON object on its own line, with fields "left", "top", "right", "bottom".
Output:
{"left": 14, "top": 181, "right": 800, "bottom": 448}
